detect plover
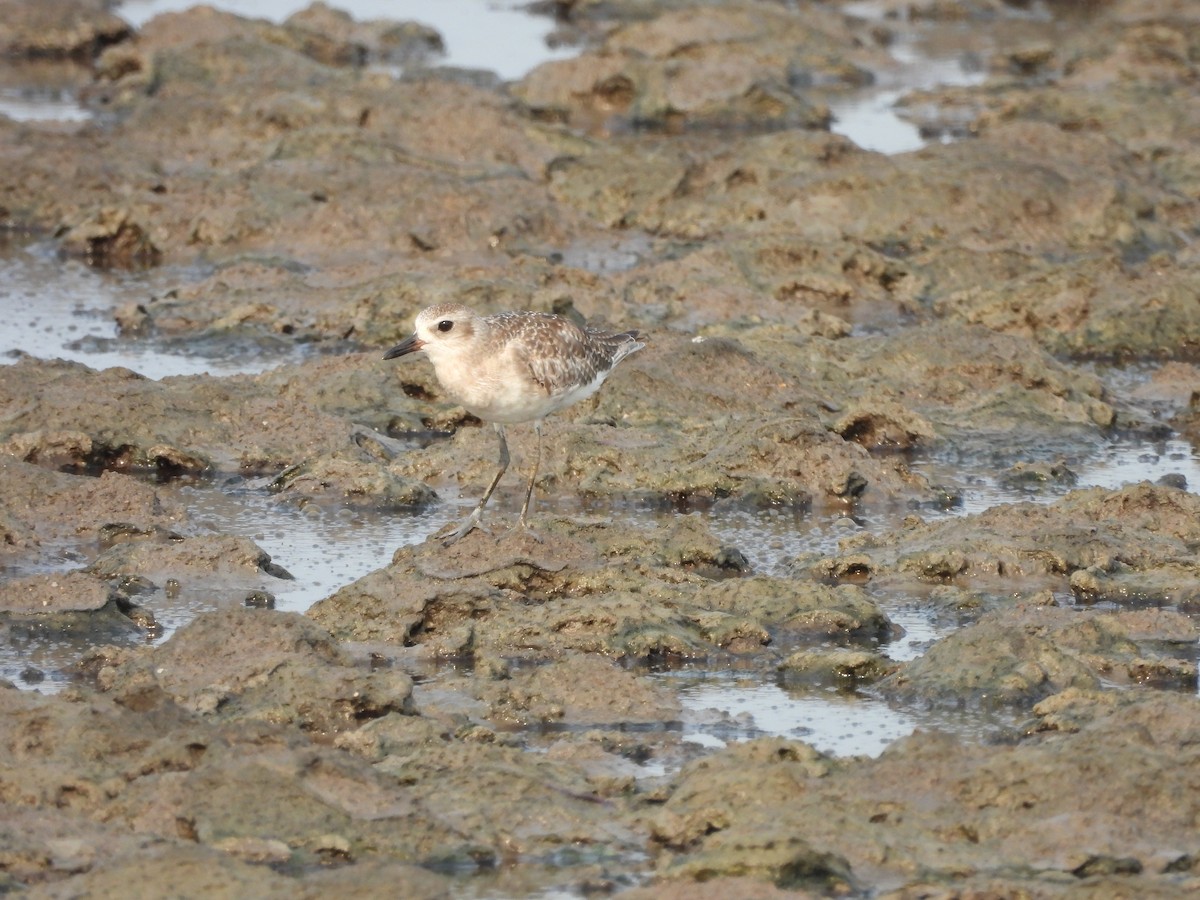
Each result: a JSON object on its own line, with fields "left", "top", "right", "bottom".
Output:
{"left": 385, "top": 303, "right": 644, "bottom": 546}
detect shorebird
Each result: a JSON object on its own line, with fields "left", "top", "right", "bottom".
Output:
{"left": 384, "top": 303, "right": 644, "bottom": 546}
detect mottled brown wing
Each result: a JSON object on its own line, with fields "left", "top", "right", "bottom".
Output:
{"left": 516, "top": 315, "right": 602, "bottom": 397}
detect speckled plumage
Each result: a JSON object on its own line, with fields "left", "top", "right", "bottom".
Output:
{"left": 384, "top": 303, "right": 644, "bottom": 545}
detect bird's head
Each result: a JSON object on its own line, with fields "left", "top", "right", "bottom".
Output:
{"left": 383, "top": 303, "right": 478, "bottom": 361}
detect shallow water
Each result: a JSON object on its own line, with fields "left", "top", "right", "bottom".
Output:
{"left": 831, "top": 1, "right": 990, "bottom": 153}
{"left": 0, "top": 243, "right": 304, "bottom": 377}
{"left": 0, "top": 86, "right": 92, "bottom": 124}
{"left": 911, "top": 436, "right": 1200, "bottom": 518}
{"left": 671, "top": 670, "right": 1017, "bottom": 758}
{"left": 118, "top": 0, "right": 579, "bottom": 80}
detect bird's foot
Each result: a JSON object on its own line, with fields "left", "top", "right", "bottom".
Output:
{"left": 440, "top": 510, "right": 488, "bottom": 547}
{"left": 511, "top": 517, "right": 545, "bottom": 544}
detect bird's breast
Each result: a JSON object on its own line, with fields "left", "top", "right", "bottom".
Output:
{"left": 431, "top": 353, "right": 609, "bottom": 425}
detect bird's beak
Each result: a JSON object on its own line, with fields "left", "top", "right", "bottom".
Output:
{"left": 383, "top": 334, "right": 424, "bottom": 360}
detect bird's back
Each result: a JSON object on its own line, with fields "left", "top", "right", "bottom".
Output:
{"left": 477, "top": 312, "right": 644, "bottom": 421}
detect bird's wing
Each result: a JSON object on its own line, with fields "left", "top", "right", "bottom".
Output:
{"left": 518, "top": 317, "right": 596, "bottom": 396}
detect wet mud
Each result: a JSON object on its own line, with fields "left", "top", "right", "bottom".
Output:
{"left": 2, "top": 0, "right": 1200, "bottom": 896}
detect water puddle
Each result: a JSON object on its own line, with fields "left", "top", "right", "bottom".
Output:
{"left": 0, "top": 86, "right": 92, "bottom": 124}
{"left": 0, "top": 243, "right": 308, "bottom": 378}
{"left": 0, "top": 244, "right": 146, "bottom": 367}
{"left": 116, "top": 0, "right": 576, "bottom": 82}
{"left": 830, "top": 1, "right": 991, "bottom": 153}
{"left": 1074, "top": 438, "right": 1199, "bottom": 493}
{"left": 913, "top": 437, "right": 1200, "bottom": 517}
{"left": 172, "top": 477, "right": 459, "bottom": 615}
{"left": 671, "top": 670, "right": 1014, "bottom": 758}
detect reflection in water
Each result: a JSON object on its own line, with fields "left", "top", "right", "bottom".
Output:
{"left": 115, "top": 0, "right": 577, "bottom": 80}
{"left": 913, "top": 438, "right": 1200, "bottom": 517}
{"left": 0, "top": 245, "right": 304, "bottom": 379}
{"left": 0, "top": 88, "right": 92, "bottom": 123}
{"left": 671, "top": 670, "right": 1019, "bottom": 758}
{"left": 680, "top": 674, "right": 922, "bottom": 756}
{"left": 174, "top": 478, "right": 460, "bottom": 616}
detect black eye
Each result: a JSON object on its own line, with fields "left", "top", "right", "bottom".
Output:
{"left": 437, "top": 320, "right": 454, "bottom": 333}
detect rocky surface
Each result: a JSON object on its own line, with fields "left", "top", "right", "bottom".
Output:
{"left": 2, "top": 0, "right": 1200, "bottom": 896}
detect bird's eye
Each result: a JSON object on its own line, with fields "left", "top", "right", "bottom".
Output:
{"left": 437, "top": 320, "right": 454, "bottom": 333}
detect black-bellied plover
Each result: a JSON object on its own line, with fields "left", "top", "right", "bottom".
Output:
{"left": 385, "top": 303, "right": 644, "bottom": 546}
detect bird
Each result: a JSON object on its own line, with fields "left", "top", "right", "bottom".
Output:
{"left": 384, "top": 303, "right": 644, "bottom": 546}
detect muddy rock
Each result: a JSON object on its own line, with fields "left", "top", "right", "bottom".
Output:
{"left": 514, "top": 2, "right": 880, "bottom": 130}
{"left": 540, "top": 736, "right": 652, "bottom": 799}
{"left": 0, "top": 570, "right": 157, "bottom": 638}
{"left": 58, "top": 205, "right": 162, "bottom": 267}
{"left": 270, "top": 452, "right": 438, "bottom": 509}
{"left": 0, "top": 457, "right": 171, "bottom": 526}
{"left": 71, "top": 532, "right": 293, "bottom": 628}
{"left": 934, "top": 254, "right": 1200, "bottom": 360}
{"left": 617, "top": 877, "right": 808, "bottom": 900}
{"left": 1071, "top": 562, "right": 1200, "bottom": 608}
{"left": 548, "top": 119, "right": 1173, "bottom": 261}
{"left": 693, "top": 577, "right": 895, "bottom": 642}
{"left": 997, "top": 458, "right": 1079, "bottom": 494}
{"left": 811, "top": 482, "right": 1200, "bottom": 595}
{"left": 1171, "top": 382, "right": 1200, "bottom": 451}
{"left": 649, "top": 694, "right": 1200, "bottom": 893}
{"left": 0, "top": 805, "right": 334, "bottom": 898}
{"left": 282, "top": 3, "right": 444, "bottom": 69}
{"left": 879, "top": 607, "right": 1100, "bottom": 708}
{"left": 621, "top": 227, "right": 921, "bottom": 333}
{"left": 882, "top": 603, "right": 1199, "bottom": 709}
{"left": 87, "top": 534, "right": 292, "bottom": 582}
{"left": 951, "top": 15, "right": 1200, "bottom": 199}
{"left": 473, "top": 653, "right": 682, "bottom": 728}
{"left": 649, "top": 738, "right": 853, "bottom": 891}
{"left": 369, "top": 736, "right": 647, "bottom": 865}
{"left": 309, "top": 517, "right": 894, "bottom": 663}
{"left": 832, "top": 400, "right": 937, "bottom": 451}
{"left": 0, "top": 457, "right": 186, "bottom": 563}
{"left": 759, "top": 321, "right": 1113, "bottom": 452}
{"left": 778, "top": 648, "right": 897, "bottom": 686}
{"left": 0, "top": 0, "right": 130, "bottom": 59}
{"left": 0, "top": 357, "right": 364, "bottom": 474}
{"left": 0, "top": 571, "right": 114, "bottom": 615}
{"left": 4, "top": 0, "right": 1200, "bottom": 896}
{"left": 84, "top": 608, "right": 413, "bottom": 733}
{"left": 3, "top": 7, "right": 581, "bottom": 267}
{"left": 0, "top": 682, "right": 490, "bottom": 873}
{"left": 52, "top": 846, "right": 454, "bottom": 898}
{"left": 545, "top": 129, "right": 865, "bottom": 238}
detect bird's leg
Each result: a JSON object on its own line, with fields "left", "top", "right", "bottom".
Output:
{"left": 516, "top": 420, "right": 545, "bottom": 542}
{"left": 443, "top": 423, "right": 509, "bottom": 547}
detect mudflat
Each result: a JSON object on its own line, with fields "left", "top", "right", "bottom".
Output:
{"left": 2, "top": 0, "right": 1199, "bottom": 896}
